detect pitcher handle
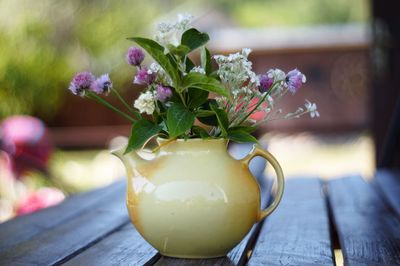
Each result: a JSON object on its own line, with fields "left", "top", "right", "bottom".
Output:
{"left": 240, "top": 144, "right": 285, "bottom": 222}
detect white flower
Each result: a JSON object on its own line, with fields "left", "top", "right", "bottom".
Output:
{"left": 176, "top": 13, "right": 193, "bottom": 30}
{"left": 134, "top": 91, "right": 155, "bottom": 115}
{"left": 214, "top": 48, "right": 259, "bottom": 87}
{"left": 270, "top": 69, "right": 286, "bottom": 82}
{"left": 190, "top": 66, "right": 206, "bottom": 74}
{"left": 155, "top": 14, "right": 193, "bottom": 47}
{"left": 242, "top": 48, "right": 252, "bottom": 57}
{"left": 305, "top": 100, "right": 320, "bottom": 118}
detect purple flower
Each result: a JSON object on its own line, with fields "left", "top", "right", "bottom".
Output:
{"left": 156, "top": 85, "right": 172, "bottom": 102}
{"left": 285, "top": 69, "right": 306, "bottom": 93}
{"left": 259, "top": 73, "right": 274, "bottom": 92}
{"left": 134, "top": 67, "right": 156, "bottom": 85}
{"left": 90, "top": 74, "right": 113, "bottom": 95}
{"left": 69, "top": 72, "right": 95, "bottom": 96}
{"left": 126, "top": 47, "right": 145, "bottom": 66}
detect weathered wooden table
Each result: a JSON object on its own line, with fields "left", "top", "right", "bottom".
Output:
{"left": 1, "top": 170, "right": 399, "bottom": 265}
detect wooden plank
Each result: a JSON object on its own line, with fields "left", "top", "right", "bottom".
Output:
{"left": 0, "top": 181, "right": 125, "bottom": 252}
{"left": 152, "top": 230, "right": 258, "bottom": 266}
{"left": 248, "top": 178, "right": 334, "bottom": 266}
{"left": 374, "top": 170, "right": 400, "bottom": 217}
{"left": 62, "top": 224, "right": 159, "bottom": 266}
{"left": 0, "top": 182, "right": 129, "bottom": 265}
{"left": 328, "top": 175, "right": 400, "bottom": 265}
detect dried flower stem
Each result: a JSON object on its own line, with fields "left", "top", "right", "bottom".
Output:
{"left": 86, "top": 91, "right": 136, "bottom": 123}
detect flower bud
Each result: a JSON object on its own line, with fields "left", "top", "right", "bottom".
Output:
{"left": 90, "top": 74, "right": 113, "bottom": 95}
{"left": 156, "top": 85, "right": 172, "bottom": 102}
{"left": 68, "top": 71, "right": 95, "bottom": 96}
{"left": 126, "top": 47, "right": 145, "bottom": 66}
{"left": 133, "top": 67, "right": 156, "bottom": 85}
{"left": 259, "top": 73, "right": 274, "bottom": 92}
{"left": 286, "top": 69, "right": 306, "bottom": 93}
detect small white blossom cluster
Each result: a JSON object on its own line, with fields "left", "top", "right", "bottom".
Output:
{"left": 305, "top": 100, "right": 320, "bottom": 118}
{"left": 214, "top": 48, "right": 259, "bottom": 89}
{"left": 211, "top": 48, "right": 318, "bottom": 126}
{"left": 155, "top": 14, "right": 194, "bottom": 47}
{"left": 134, "top": 91, "right": 155, "bottom": 115}
{"left": 190, "top": 66, "right": 206, "bottom": 74}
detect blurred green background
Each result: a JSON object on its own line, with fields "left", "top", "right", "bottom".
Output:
{"left": 0, "top": 0, "right": 369, "bottom": 119}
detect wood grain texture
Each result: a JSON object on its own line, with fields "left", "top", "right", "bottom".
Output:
{"left": 248, "top": 178, "right": 334, "bottom": 266}
{"left": 0, "top": 181, "right": 129, "bottom": 265}
{"left": 153, "top": 175, "right": 272, "bottom": 266}
{"left": 328, "top": 175, "right": 400, "bottom": 265}
{"left": 62, "top": 223, "right": 159, "bottom": 266}
{"left": 0, "top": 181, "right": 125, "bottom": 252}
{"left": 374, "top": 169, "right": 400, "bottom": 217}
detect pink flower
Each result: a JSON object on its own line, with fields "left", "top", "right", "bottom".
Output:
{"left": 16, "top": 187, "right": 65, "bottom": 216}
{"left": 286, "top": 69, "right": 306, "bottom": 93}
{"left": 90, "top": 74, "right": 113, "bottom": 95}
{"left": 234, "top": 97, "right": 268, "bottom": 121}
{"left": 126, "top": 47, "right": 145, "bottom": 66}
{"left": 68, "top": 71, "right": 95, "bottom": 96}
{"left": 259, "top": 73, "right": 274, "bottom": 92}
{"left": 0, "top": 115, "right": 53, "bottom": 176}
{"left": 156, "top": 85, "right": 172, "bottom": 102}
{"left": 134, "top": 67, "right": 156, "bottom": 85}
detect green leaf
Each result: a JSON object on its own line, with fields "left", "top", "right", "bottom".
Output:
{"left": 181, "top": 28, "right": 210, "bottom": 52}
{"left": 182, "top": 73, "right": 229, "bottom": 97}
{"left": 166, "top": 53, "right": 178, "bottom": 69}
{"left": 192, "top": 125, "right": 210, "bottom": 139}
{"left": 166, "top": 103, "right": 195, "bottom": 138}
{"left": 228, "top": 126, "right": 257, "bottom": 133}
{"left": 187, "top": 87, "right": 209, "bottom": 108}
{"left": 200, "top": 47, "right": 212, "bottom": 75}
{"left": 167, "top": 44, "right": 191, "bottom": 57}
{"left": 197, "top": 100, "right": 218, "bottom": 126}
{"left": 185, "top": 57, "right": 195, "bottom": 72}
{"left": 210, "top": 103, "right": 229, "bottom": 137}
{"left": 227, "top": 129, "right": 258, "bottom": 143}
{"left": 195, "top": 109, "right": 215, "bottom": 117}
{"left": 128, "top": 37, "right": 179, "bottom": 86}
{"left": 125, "top": 119, "right": 161, "bottom": 154}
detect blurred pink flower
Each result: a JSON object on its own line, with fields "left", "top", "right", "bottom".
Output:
{"left": 235, "top": 98, "right": 268, "bottom": 121}
{"left": 0, "top": 115, "right": 53, "bottom": 176}
{"left": 16, "top": 187, "right": 65, "bottom": 216}
{"left": 249, "top": 98, "right": 268, "bottom": 121}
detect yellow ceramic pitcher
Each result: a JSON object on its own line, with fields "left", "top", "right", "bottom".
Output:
{"left": 113, "top": 138, "right": 284, "bottom": 259}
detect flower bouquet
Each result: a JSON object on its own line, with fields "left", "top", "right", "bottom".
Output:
{"left": 68, "top": 14, "right": 318, "bottom": 152}
{"left": 67, "top": 15, "right": 319, "bottom": 258}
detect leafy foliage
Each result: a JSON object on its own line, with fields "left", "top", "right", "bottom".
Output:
{"left": 166, "top": 103, "right": 195, "bottom": 138}
{"left": 125, "top": 119, "right": 161, "bottom": 153}
{"left": 67, "top": 13, "right": 320, "bottom": 150}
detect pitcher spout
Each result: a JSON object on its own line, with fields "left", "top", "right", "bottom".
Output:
{"left": 109, "top": 137, "right": 151, "bottom": 174}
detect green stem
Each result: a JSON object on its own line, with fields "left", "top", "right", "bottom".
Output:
{"left": 86, "top": 92, "right": 136, "bottom": 123}
{"left": 178, "top": 92, "right": 187, "bottom": 107}
{"left": 236, "top": 82, "right": 280, "bottom": 125}
{"left": 112, "top": 89, "right": 142, "bottom": 119}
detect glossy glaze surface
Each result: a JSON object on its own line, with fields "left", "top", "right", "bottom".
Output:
{"left": 113, "top": 138, "right": 284, "bottom": 258}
